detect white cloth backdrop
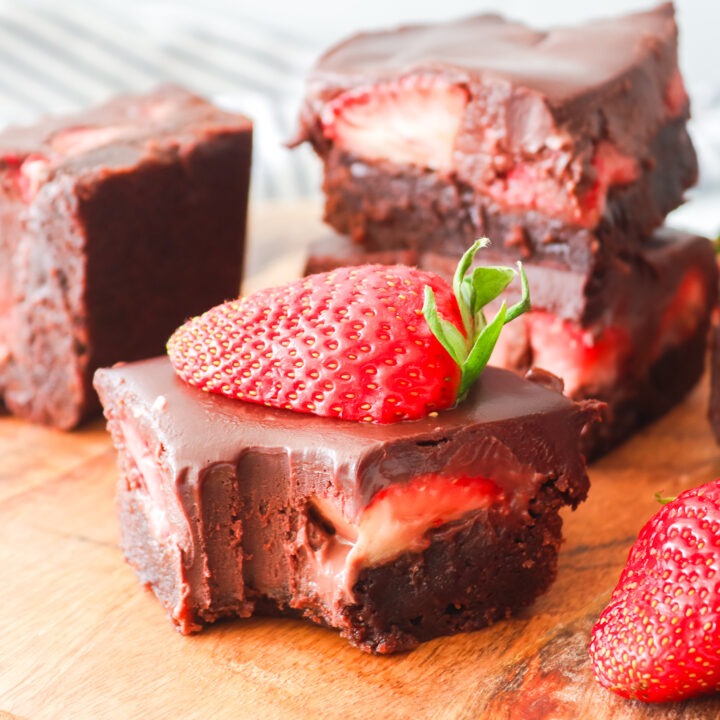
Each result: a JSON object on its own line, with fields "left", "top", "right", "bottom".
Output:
{"left": 0, "top": 0, "right": 716, "bottom": 236}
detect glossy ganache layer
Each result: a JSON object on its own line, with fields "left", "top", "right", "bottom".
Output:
{"left": 95, "top": 357, "right": 598, "bottom": 652}
{"left": 0, "top": 85, "right": 252, "bottom": 428}
{"left": 298, "top": 4, "right": 683, "bottom": 141}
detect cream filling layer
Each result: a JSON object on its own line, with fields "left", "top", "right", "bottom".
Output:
{"left": 300, "top": 474, "right": 503, "bottom": 605}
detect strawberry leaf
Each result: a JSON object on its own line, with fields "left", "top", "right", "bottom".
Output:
{"left": 505, "top": 263, "right": 530, "bottom": 323}
{"left": 458, "top": 302, "right": 507, "bottom": 399}
{"left": 452, "top": 238, "right": 489, "bottom": 334}
{"left": 423, "top": 286, "right": 467, "bottom": 365}
{"left": 425, "top": 239, "right": 531, "bottom": 404}
{"left": 467, "top": 266, "right": 516, "bottom": 316}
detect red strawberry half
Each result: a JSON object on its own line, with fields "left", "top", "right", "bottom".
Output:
{"left": 167, "top": 240, "right": 529, "bottom": 423}
{"left": 321, "top": 75, "right": 468, "bottom": 171}
{"left": 589, "top": 478, "right": 720, "bottom": 702}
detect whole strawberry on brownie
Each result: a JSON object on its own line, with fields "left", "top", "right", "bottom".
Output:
{"left": 96, "top": 242, "right": 601, "bottom": 653}
{"left": 168, "top": 238, "right": 527, "bottom": 422}
{"left": 590, "top": 480, "right": 720, "bottom": 702}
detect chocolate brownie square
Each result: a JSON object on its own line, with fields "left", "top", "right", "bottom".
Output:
{"left": 293, "top": 4, "right": 696, "bottom": 270}
{"left": 0, "top": 86, "right": 252, "bottom": 428}
{"left": 95, "top": 357, "right": 598, "bottom": 653}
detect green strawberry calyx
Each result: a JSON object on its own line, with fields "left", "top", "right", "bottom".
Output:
{"left": 422, "top": 238, "right": 530, "bottom": 402}
{"left": 654, "top": 491, "right": 677, "bottom": 505}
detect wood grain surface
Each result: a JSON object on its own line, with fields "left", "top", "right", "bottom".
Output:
{"left": 3, "top": 201, "right": 720, "bottom": 719}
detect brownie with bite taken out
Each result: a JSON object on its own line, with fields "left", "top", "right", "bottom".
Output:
{"left": 96, "top": 248, "right": 600, "bottom": 653}
{"left": 95, "top": 357, "right": 598, "bottom": 653}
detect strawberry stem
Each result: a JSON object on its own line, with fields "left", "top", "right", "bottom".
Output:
{"left": 654, "top": 491, "right": 677, "bottom": 505}
{"left": 423, "top": 239, "right": 531, "bottom": 403}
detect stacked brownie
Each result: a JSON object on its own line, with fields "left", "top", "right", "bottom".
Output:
{"left": 294, "top": 4, "right": 718, "bottom": 458}
{"left": 0, "top": 86, "right": 252, "bottom": 429}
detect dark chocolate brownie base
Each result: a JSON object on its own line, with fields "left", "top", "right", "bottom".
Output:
{"left": 332, "top": 488, "right": 564, "bottom": 653}
{"left": 318, "top": 117, "right": 696, "bottom": 273}
{"left": 121, "top": 473, "right": 567, "bottom": 654}
{"left": 96, "top": 357, "right": 598, "bottom": 653}
{"left": 0, "top": 86, "right": 252, "bottom": 429}
{"left": 120, "top": 478, "right": 253, "bottom": 632}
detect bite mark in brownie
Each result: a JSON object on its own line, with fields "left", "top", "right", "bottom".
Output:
{"left": 0, "top": 85, "right": 252, "bottom": 428}
{"left": 95, "top": 357, "right": 599, "bottom": 653}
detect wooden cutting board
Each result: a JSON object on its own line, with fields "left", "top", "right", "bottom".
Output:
{"left": 3, "top": 201, "right": 720, "bottom": 720}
